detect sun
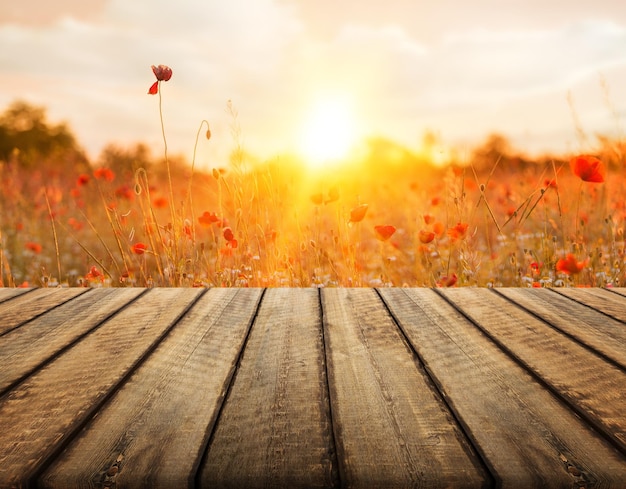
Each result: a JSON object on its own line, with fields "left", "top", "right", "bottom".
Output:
{"left": 298, "top": 96, "right": 357, "bottom": 169}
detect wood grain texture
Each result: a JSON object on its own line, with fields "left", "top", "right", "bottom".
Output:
{"left": 41, "top": 288, "right": 264, "bottom": 489}
{"left": 0, "top": 287, "right": 87, "bottom": 335}
{"left": 380, "top": 288, "right": 626, "bottom": 487}
{"left": 552, "top": 287, "right": 626, "bottom": 323}
{"left": 322, "top": 288, "right": 488, "bottom": 488}
{"left": 495, "top": 287, "right": 626, "bottom": 370}
{"left": 201, "top": 288, "right": 337, "bottom": 489}
{"left": 0, "top": 288, "right": 145, "bottom": 394}
{"left": 439, "top": 287, "right": 626, "bottom": 454}
{"left": 0, "top": 287, "right": 624, "bottom": 488}
{"left": 0, "top": 288, "right": 203, "bottom": 487}
{"left": 0, "top": 287, "right": 32, "bottom": 304}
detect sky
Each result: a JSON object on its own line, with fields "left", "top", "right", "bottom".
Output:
{"left": 2, "top": 0, "right": 626, "bottom": 169}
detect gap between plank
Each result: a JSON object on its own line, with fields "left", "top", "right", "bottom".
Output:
{"left": 0, "top": 289, "right": 151, "bottom": 401}
{"left": 0, "top": 288, "right": 92, "bottom": 339}
{"left": 317, "top": 288, "right": 342, "bottom": 489}
{"left": 433, "top": 287, "right": 626, "bottom": 459}
{"left": 192, "top": 288, "right": 267, "bottom": 488}
{"left": 375, "top": 288, "right": 498, "bottom": 489}
{"left": 491, "top": 288, "right": 626, "bottom": 374}
{"left": 28, "top": 288, "right": 209, "bottom": 488}
{"left": 548, "top": 288, "right": 626, "bottom": 325}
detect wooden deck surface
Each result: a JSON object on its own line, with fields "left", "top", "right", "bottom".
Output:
{"left": 0, "top": 287, "right": 625, "bottom": 488}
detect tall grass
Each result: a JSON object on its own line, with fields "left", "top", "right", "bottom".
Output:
{"left": 0, "top": 70, "right": 624, "bottom": 288}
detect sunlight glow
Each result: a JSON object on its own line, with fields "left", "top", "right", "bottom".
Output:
{"left": 298, "top": 96, "right": 357, "bottom": 169}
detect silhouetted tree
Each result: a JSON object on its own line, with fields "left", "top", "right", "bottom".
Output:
{"left": 0, "top": 100, "right": 88, "bottom": 173}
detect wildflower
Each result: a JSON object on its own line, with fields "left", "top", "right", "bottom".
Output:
{"left": 556, "top": 253, "right": 588, "bottom": 275}
{"left": 94, "top": 167, "right": 115, "bottom": 182}
{"left": 529, "top": 261, "right": 542, "bottom": 277}
{"left": 148, "top": 64, "right": 173, "bottom": 95}
{"left": 374, "top": 225, "right": 396, "bottom": 241}
{"left": 423, "top": 214, "right": 435, "bottom": 225}
{"left": 68, "top": 217, "right": 84, "bottom": 231}
{"left": 131, "top": 242, "right": 148, "bottom": 255}
{"left": 437, "top": 273, "right": 458, "bottom": 287}
{"left": 25, "top": 241, "right": 42, "bottom": 253}
{"left": 115, "top": 185, "right": 134, "bottom": 201}
{"left": 152, "top": 196, "right": 168, "bottom": 208}
{"left": 349, "top": 204, "right": 368, "bottom": 223}
{"left": 570, "top": 155, "right": 605, "bottom": 183}
{"left": 448, "top": 222, "right": 469, "bottom": 240}
{"left": 85, "top": 266, "right": 103, "bottom": 280}
{"left": 198, "top": 211, "right": 220, "bottom": 226}
{"left": 77, "top": 174, "right": 90, "bottom": 186}
{"left": 223, "top": 227, "right": 235, "bottom": 242}
{"left": 418, "top": 230, "right": 435, "bottom": 244}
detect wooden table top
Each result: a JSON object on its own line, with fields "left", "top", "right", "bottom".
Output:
{"left": 0, "top": 287, "right": 625, "bottom": 488}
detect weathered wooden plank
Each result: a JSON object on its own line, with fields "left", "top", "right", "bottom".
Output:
{"left": 380, "top": 288, "right": 626, "bottom": 487}
{"left": 0, "top": 288, "right": 145, "bottom": 395}
{"left": 0, "top": 288, "right": 203, "bottom": 487}
{"left": 0, "top": 287, "right": 88, "bottom": 335}
{"left": 40, "top": 288, "right": 263, "bottom": 489}
{"left": 608, "top": 287, "right": 626, "bottom": 298}
{"left": 552, "top": 288, "right": 626, "bottom": 323}
{"left": 0, "top": 287, "right": 33, "bottom": 304}
{"left": 321, "top": 288, "right": 488, "bottom": 488}
{"left": 495, "top": 288, "right": 626, "bottom": 370}
{"left": 200, "top": 288, "right": 337, "bottom": 489}
{"left": 439, "top": 287, "right": 626, "bottom": 455}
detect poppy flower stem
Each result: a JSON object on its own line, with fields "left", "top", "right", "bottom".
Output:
{"left": 44, "top": 189, "right": 62, "bottom": 283}
{"left": 574, "top": 180, "right": 583, "bottom": 239}
{"left": 157, "top": 85, "right": 179, "bottom": 264}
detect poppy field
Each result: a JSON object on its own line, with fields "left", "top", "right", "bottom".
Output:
{"left": 1, "top": 66, "right": 624, "bottom": 288}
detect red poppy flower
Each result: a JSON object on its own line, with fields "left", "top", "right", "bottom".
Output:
{"left": 131, "top": 242, "right": 148, "bottom": 255}
{"left": 570, "top": 155, "right": 605, "bottom": 183}
{"left": 115, "top": 185, "right": 134, "bottom": 200}
{"left": 556, "top": 253, "right": 588, "bottom": 275}
{"left": 437, "top": 273, "right": 458, "bottom": 287}
{"left": 418, "top": 230, "right": 435, "bottom": 244}
{"left": 433, "top": 222, "right": 445, "bottom": 237}
{"left": 152, "top": 64, "right": 172, "bottom": 81}
{"left": 148, "top": 64, "right": 172, "bottom": 94}
{"left": 374, "top": 225, "right": 396, "bottom": 241}
{"left": 68, "top": 217, "right": 84, "bottom": 231}
{"left": 77, "top": 174, "right": 90, "bottom": 186}
{"left": 529, "top": 261, "right": 542, "bottom": 276}
{"left": 349, "top": 204, "right": 369, "bottom": 223}
{"left": 25, "top": 241, "right": 42, "bottom": 253}
{"left": 448, "top": 222, "right": 468, "bottom": 240}
{"left": 94, "top": 167, "right": 115, "bottom": 182}
{"left": 223, "top": 227, "right": 235, "bottom": 242}
{"left": 198, "top": 211, "right": 220, "bottom": 226}
{"left": 152, "top": 196, "right": 168, "bottom": 209}
{"left": 85, "top": 266, "right": 103, "bottom": 281}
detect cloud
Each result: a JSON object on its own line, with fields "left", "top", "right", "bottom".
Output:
{"left": 1, "top": 0, "right": 626, "bottom": 164}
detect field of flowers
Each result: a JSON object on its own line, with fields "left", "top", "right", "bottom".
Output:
{"left": 0, "top": 66, "right": 624, "bottom": 288}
